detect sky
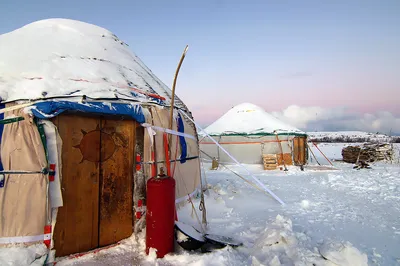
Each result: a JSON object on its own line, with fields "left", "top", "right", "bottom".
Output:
{"left": 0, "top": 0, "right": 399, "bottom": 134}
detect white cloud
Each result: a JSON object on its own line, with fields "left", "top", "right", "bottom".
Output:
{"left": 271, "top": 105, "right": 347, "bottom": 129}
{"left": 272, "top": 105, "right": 400, "bottom": 135}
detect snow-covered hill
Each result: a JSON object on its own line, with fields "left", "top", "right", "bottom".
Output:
{"left": 307, "top": 131, "right": 398, "bottom": 143}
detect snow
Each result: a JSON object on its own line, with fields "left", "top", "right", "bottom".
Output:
{"left": 36, "top": 143, "right": 399, "bottom": 266}
{"left": 176, "top": 230, "right": 190, "bottom": 243}
{"left": 0, "top": 19, "right": 187, "bottom": 109}
{"left": 308, "top": 131, "right": 392, "bottom": 143}
{"left": 203, "top": 103, "right": 304, "bottom": 135}
{"left": 300, "top": 200, "right": 310, "bottom": 209}
{"left": 319, "top": 241, "right": 368, "bottom": 265}
{"left": 0, "top": 244, "right": 48, "bottom": 266}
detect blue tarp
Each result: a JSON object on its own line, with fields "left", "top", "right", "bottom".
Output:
{"left": 31, "top": 101, "right": 145, "bottom": 123}
{"left": 177, "top": 113, "right": 187, "bottom": 163}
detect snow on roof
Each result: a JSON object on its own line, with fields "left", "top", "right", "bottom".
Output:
{"left": 0, "top": 19, "right": 186, "bottom": 109}
{"left": 204, "top": 103, "right": 304, "bottom": 135}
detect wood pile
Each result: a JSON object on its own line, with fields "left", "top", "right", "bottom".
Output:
{"left": 342, "top": 143, "right": 394, "bottom": 163}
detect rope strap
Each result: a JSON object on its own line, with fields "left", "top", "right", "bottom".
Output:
{"left": 140, "top": 156, "right": 198, "bottom": 165}
{"left": 141, "top": 123, "right": 196, "bottom": 140}
{"left": 0, "top": 117, "right": 24, "bottom": 125}
{"left": 0, "top": 168, "right": 55, "bottom": 175}
{"left": 0, "top": 233, "right": 51, "bottom": 244}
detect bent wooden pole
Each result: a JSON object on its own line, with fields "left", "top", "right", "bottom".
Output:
{"left": 168, "top": 45, "right": 189, "bottom": 133}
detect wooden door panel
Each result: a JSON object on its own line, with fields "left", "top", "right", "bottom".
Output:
{"left": 293, "top": 137, "right": 298, "bottom": 165}
{"left": 298, "top": 137, "right": 305, "bottom": 164}
{"left": 99, "top": 118, "right": 135, "bottom": 247}
{"left": 53, "top": 115, "right": 100, "bottom": 257}
{"left": 293, "top": 137, "right": 306, "bottom": 165}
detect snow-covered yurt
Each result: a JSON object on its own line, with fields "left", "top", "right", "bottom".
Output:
{"left": 0, "top": 19, "right": 200, "bottom": 261}
{"left": 200, "top": 103, "right": 307, "bottom": 167}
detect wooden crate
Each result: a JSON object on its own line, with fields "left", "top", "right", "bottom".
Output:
{"left": 262, "top": 154, "right": 277, "bottom": 170}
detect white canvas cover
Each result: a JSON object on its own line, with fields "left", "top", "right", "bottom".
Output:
{"left": 201, "top": 135, "right": 295, "bottom": 164}
{"left": 143, "top": 107, "right": 200, "bottom": 202}
{"left": 0, "top": 108, "right": 49, "bottom": 242}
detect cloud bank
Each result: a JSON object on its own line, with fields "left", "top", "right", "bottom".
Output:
{"left": 271, "top": 105, "right": 400, "bottom": 135}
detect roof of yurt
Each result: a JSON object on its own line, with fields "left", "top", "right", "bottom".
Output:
{"left": 0, "top": 19, "right": 189, "bottom": 120}
{"left": 203, "top": 103, "right": 306, "bottom": 136}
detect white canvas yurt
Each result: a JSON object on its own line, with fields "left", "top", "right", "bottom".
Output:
{"left": 200, "top": 103, "right": 308, "bottom": 168}
{"left": 0, "top": 19, "right": 201, "bottom": 262}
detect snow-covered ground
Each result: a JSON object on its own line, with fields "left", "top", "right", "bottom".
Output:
{"left": 308, "top": 131, "right": 392, "bottom": 143}
{"left": 50, "top": 143, "right": 400, "bottom": 266}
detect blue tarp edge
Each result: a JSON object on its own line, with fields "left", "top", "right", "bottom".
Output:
{"left": 30, "top": 101, "right": 146, "bottom": 123}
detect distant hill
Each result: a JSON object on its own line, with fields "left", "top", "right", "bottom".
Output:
{"left": 307, "top": 131, "right": 400, "bottom": 143}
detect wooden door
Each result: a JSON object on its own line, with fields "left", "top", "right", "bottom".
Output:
{"left": 99, "top": 118, "right": 135, "bottom": 247}
{"left": 293, "top": 137, "right": 306, "bottom": 165}
{"left": 53, "top": 115, "right": 135, "bottom": 257}
{"left": 53, "top": 115, "right": 100, "bottom": 257}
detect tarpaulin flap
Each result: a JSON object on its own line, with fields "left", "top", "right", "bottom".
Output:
{"left": 147, "top": 107, "right": 200, "bottom": 202}
{"left": 41, "top": 120, "right": 63, "bottom": 208}
{"left": 176, "top": 113, "right": 187, "bottom": 163}
{"left": 30, "top": 101, "right": 146, "bottom": 123}
{"left": 0, "top": 106, "right": 48, "bottom": 239}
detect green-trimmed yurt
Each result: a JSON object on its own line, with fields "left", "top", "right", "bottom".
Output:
{"left": 200, "top": 103, "right": 307, "bottom": 168}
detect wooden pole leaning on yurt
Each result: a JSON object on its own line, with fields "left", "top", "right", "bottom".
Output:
{"left": 168, "top": 45, "right": 189, "bottom": 139}
{"left": 166, "top": 45, "right": 189, "bottom": 221}
{"left": 166, "top": 45, "right": 209, "bottom": 227}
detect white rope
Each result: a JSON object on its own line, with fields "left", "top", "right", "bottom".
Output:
{"left": 181, "top": 111, "right": 285, "bottom": 206}
{"left": 0, "top": 234, "right": 51, "bottom": 244}
{"left": 141, "top": 123, "right": 196, "bottom": 140}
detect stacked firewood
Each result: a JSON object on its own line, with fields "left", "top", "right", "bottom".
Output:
{"left": 342, "top": 143, "right": 394, "bottom": 163}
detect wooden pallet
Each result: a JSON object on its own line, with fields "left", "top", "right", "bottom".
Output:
{"left": 262, "top": 154, "right": 278, "bottom": 170}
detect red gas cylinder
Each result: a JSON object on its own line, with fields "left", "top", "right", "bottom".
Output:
{"left": 145, "top": 169, "right": 176, "bottom": 258}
